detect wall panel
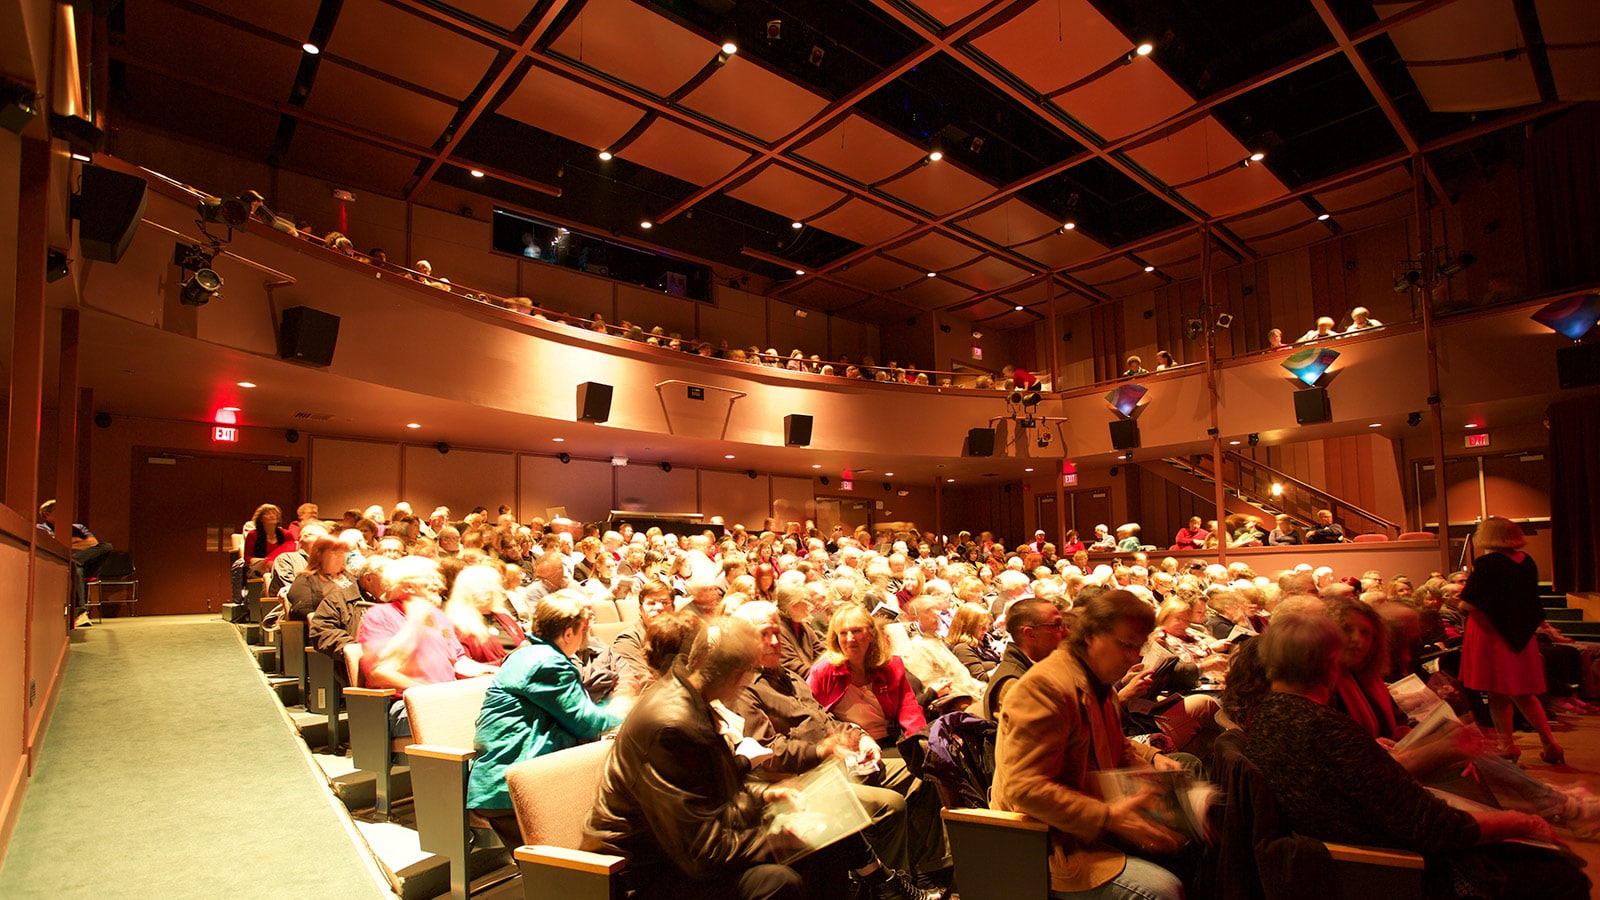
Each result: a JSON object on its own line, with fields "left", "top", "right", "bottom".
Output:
{"left": 402, "top": 445, "right": 516, "bottom": 522}
{"left": 519, "top": 455, "right": 612, "bottom": 523}
{"left": 701, "top": 470, "right": 769, "bottom": 531}
{"left": 308, "top": 437, "right": 399, "bottom": 517}
{"left": 771, "top": 475, "right": 816, "bottom": 533}
{"left": 615, "top": 464, "right": 698, "bottom": 515}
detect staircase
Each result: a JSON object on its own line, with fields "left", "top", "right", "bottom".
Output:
{"left": 1543, "top": 582, "right": 1600, "bottom": 640}
{"left": 1160, "top": 451, "right": 1401, "bottom": 538}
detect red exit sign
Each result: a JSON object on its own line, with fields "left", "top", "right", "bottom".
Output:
{"left": 1464, "top": 433, "right": 1489, "bottom": 448}
{"left": 213, "top": 426, "right": 239, "bottom": 443}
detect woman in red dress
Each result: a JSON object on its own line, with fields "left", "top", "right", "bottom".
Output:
{"left": 1459, "top": 517, "right": 1562, "bottom": 763}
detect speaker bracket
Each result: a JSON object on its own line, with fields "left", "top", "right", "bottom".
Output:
{"left": 653, "top": 379, "right": 745, "bottom": 440}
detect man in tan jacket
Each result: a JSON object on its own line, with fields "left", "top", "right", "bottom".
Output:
{"left": 990, "top": 590, "right": 1187, "bottom": 899}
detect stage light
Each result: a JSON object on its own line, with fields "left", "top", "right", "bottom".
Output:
{"left": 1216, "top": 313, "right": 1233, "bottom": 329}
{"left": 198, "top": 196, "right": 251, "bottom": 230}
{"left": 1105, "top": 383, "right": 1147, "bottom": 418}
{"left": 927, "top": 150, "right": 943, "bottom": 162}
{"left": 1438, "top": 252, "right": 1476, "bottom": 277}
{"left": 180, "top": 268, "right": 223, "bottom": 306}
{"left": 1248, "top": 433, "right": 1260, "bottom": 446}
{"left": 1280, "top": 347, "right": 1339, "bottom": 386}
{"left": 1393, "top": 270, "right": 1422, "bottom": 293}
{"left": 1532, "top": 294, "right": 1600, "bottom": 340}
{"left": 721, "top": 41, "right": 739, "bottom": 55}
{"left": 1135, "top": 42, "right": 1154, "bottom": 56}
{"left": 1408, "top": 411, "right": 1423, "bottom": 426}
{"left": 1009, "top": 389, "right": 1024, "bottom": 405}
{"left": 1022, "top": 389, "right": 1041, "bottom": 408}
{"left": 1037, "top": 431, "right": 1052, "bottom": 448}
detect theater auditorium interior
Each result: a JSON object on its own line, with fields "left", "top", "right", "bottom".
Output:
{"left": 3, "top": 0, "right": 1600, "bottom": 896}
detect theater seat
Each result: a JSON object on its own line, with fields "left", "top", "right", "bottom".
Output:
{"left": 507, "top": 741, "right": 623, "bottom": 900}
{"left": 405, "top": 677, "right": 498, "bottom": 900}
{"left": 1396, "top": 531, "right": 1435, "bottom": 541}
{"left": 342, "top": 644, "right": 408, "bottom": 816}
{"left": 1351, "top": 533, "right": 1389, "bottom": 543}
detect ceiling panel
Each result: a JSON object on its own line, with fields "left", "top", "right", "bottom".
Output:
{"left": 680, "top": 56, "right": 832, "bottom": 143}
{"left": 966, "top": 297, "right": 1023, "bottom": 321}
{"left": 282, "top": 123, "right": 423, "bottom": 196}
{"left": 446, "top": 0, "right": 537, "bottom": 31}
{"left": 1226, "top": 201, "right": 1319, "bottom": 239}
{"left": 908, "top": 0, "right": 994, "bottom": 27}
{"left": 877, "top": 161, "right": 997, "bottom": 216}
{"left": 834, "top": 255, "right": 927, "bottom": 291}
{"left": 1325, "top": 194, "right": 1414, "bottom": 232}
{"left": 302, "top": 61, "right": 458, "bottom": 148}
{"left": 784, "top": 279, "right": 872, "bottom": 311}
{"left": 123, "top": 2, "right": 302, "bottom": 105}
{"left": 119, "top": 67, "right": 282, "bottom": 158}
{"left": 806, "top": 197, "right": 917, "bottom": 245}
{"left": 186, "top": 0, "right": 319, "bottom": 39}
{"left": 969, "top": 0, "right": 1132, "bottom": 92}
{"left": 1380, "top": 0, "right": 1525, "bottom": 60}
{"left": 496, "top": 64, "right": 647, "bottom": 150}
{"left": 956, "top": 198, "right": 1059, "bottom": 247}
{"left": 546, "top": 0, "right": 714, "bottom": 97}
{"left": 792, "top": 114, "right": 927, "bottom": 185}
{"left": 998, "top": 280, "right": 1059, "bottom": 305}
{"left": 945, "top": 255, "right": 1034, "bottom": 292}
{"left": 1140, "top": 233, "right": 1201, "bottom": 266}
{"left": 1246, "top": 222, "right": 1329, "bottom": 256}
{"left": 1124, "top": 117, "right": 1252, "bottom": 185}
{"left": 724, "top": 164, "right": 847, "bottom": 221}
{"left": 1378, "top": 0, "right": 1540, "bottom": 111}
{"left": 1177, "top": 165, "right": 1287, "bottom": 217}
{"left": 619, "top": 118, "right": 752, "bottom": 187}
{"left": 887, "top": 231, "right": 984, "bottom": 270}
{"left": 1073, "top": 256, "right": 1143, "bottom": 284}
{"left": 1055, "top": 61, "right": 1194, "bottom": 143}
{"left": 894, "top": 275, "right": 975, "bottom": 306}
{"left": 1011, "top": 229, "right": 1106, "bottom": 269}
{"left": 1548, "top": 48, "right": 1600, "bottom": 100}
{"left": 327, "top": 0, "right": 499, "bottom": 100}
{"left": 1406, "top": 60, "right": 1541, "bottom": 112}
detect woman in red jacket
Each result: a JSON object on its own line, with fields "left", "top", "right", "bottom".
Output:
{"left": 808, "top": 605, "right": 925, "bottom": 743}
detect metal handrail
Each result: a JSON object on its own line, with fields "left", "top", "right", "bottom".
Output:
{"left": 1181, "top": 451, "right": 1400, "bottom": 536}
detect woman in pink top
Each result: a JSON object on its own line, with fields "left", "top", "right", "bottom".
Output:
{"left": 807, "top": 605, "right": 925, "bottom": 742}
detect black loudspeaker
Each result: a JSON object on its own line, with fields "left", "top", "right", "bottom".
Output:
{"left": 577, "top": 382, "right": 613, "bottom": 422}
{"left": 75, "top": 167, "right": 147, "bottom": 263}
{"left": 1109, "top": 419, "right": 1141, "bottom": 450}
{"left": 784, "top": 414, "right": 813, "bottom": 446}
{"left": 967, "top": 427, "right": 996, "bottom": 457}
{"left": 1557, "top": 343, "right": 1600, "bottom": 389}
{"left": 1293, "top": 386, "right": 1332, "bottom": 424}
{"left": 279, "top": 306, "right": 341, "bottom": 366}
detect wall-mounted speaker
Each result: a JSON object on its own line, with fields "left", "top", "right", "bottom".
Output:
{"left": 1293, "top": 386, "right": 1332, "bottom": 424}
{"left": 279, "top": 306, "right": 340, "bottom": 366}
{"left": 1557, "top": 343, "right": 1600, "bottom": 389}
{"left": 577, "top": 382, "right": 613, "bottom": 422}
{"left": 74, "top": 166, "right": 147, "bottom": 263}
{"left": 784, "top": 414, "right": 813, "bottom": 446}
{"left": 1109, "top": 419, "right": 1141, "bottom": 450}
{"left": 966, "top": 427, "right": 996, "bottom": 457}
{"left": 286, "top": 429, "right": 300, "bottom": 443}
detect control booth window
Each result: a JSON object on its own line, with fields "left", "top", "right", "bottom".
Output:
{"left": 492, "top": 208, "right": 712, "bottom": 302}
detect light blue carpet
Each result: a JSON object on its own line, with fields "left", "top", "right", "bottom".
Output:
{"left": 0, "top": 615, "right": 389, "bottom": 898}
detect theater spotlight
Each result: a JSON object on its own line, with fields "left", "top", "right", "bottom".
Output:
{"left": 179, "top": 267, "right": 223, "bottom": 306}
{"left": 1036, "top": 431, "right": 1052, "bottom": 449}
{"left": 1105, "top": 383, "right": 1148, "bottom": 418}
{"left": 1280, "top": 347, "right": 1339, "bottom": 387}
{"left": 1216, "top": 313, "right": 1233, "bottom": 329}
{"left": 1008, "top": 389, "right": 1024, "bottom": 405}
{"left": 198, "top": 195, "right": 251, "bottom": 231}
{"left": 1438, "top": 252, "right": 1476, "bottom": 277}
{"left": 1392, "top": 270, "right": 1422, "bottom": 293}
{"left": 1022, "top": 389, "right": 1041, "bottom": 408}
{"left": 1407, "top": 411, "right": 1423, "bottom": 427}
{"left": 1248, "top": 432, "right": 1260, "bottom": 446}
{"left": 1532, "top": 294, "right": 1600, "bottom": 341}
{"left": 1186, "top": 318, "right": 1205, "bottom": 341}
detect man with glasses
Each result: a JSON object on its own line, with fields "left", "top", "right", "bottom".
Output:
{"left": 979, "top": 597, "right": 1065, "bottom": 720}
{"left": 611, "top": 580, "right": 674, "bottom": 698}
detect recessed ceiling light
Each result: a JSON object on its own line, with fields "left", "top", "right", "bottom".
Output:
{"left": 406, "top": 422, "right": 421, "bottom": 429}
{"left": 220, "top": 406, "right": 240, "bottom": 413}
{"left": 1135, "top": 42, "right": 1154, "bottom": 56}
{"left": 791, "top": 221, "right": 803, "bottom": 230}
{"left": 1024, "top": 467, "right": 1034, "bottom": 472}
{"left": 927, "top": 150, "right": 943, "bottom": 162}
{"left": 598, "top": 150, "right": 613, "bottom": 161}
{"left": 302, "top": 42, "right": 320, "bottom": 55}
{"left": 469, "top": 169, "right": 485, "bottom": 178}
{"left": 236, "top": 381, "right": 256, "bottom": 389}
{"left": 1465, "top": 423, "right": 1479, "bottom": 429}
{"left": 946, "top": 478, "right": 955, "bottom": 483}
{"left": 1317, "top": 213, "right": 1331, "bottom": 221}
{"left": 1143, "top": 265, "right": 1155, "bottom": 273}
{"left": 552, "top": 437, "right": 565, "bottom": 442}
{"left": 721, "top": 41, "right": 738, "bottom": 55}
{"left": 1014, "top": 305, "right": 1024, "bottom": 311}
{"left": 794, "top": 269, "right": 805, "bottom": 276}
{"left": 1369, "top": 422, "right": 1381, "bottom": 428}
{"left": 1249, "top": 151, "right": 1266, "bottom": 162}
{"left": 1229, "top": 440, "right": 1241, "bottom": 446}
{"left": 811, "top": 464, "right": 822, "bottom": 469}
{"left": 926, "top": 272, "right": 937, "bottom": 278}
{"left": 885, "top": 472, "right": 894, "bottom": 477}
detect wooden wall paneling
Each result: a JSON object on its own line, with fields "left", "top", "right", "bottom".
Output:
{"left": 617, "top": 283, "right": 697, "bottom": 340}
{"left": 1480, "top": 452, "right": 1551, "bottom": 521}
{"left": 702, "top": 286, "right": 766, "bottom": 352}
{"left": 1091, "top": 305, "right": 1118, "bottom": 382}
{"left": 700, "top": 470, "right": 771, "bottom": 531}
{"left": 519, "top": 455, "right": 612, "bottom": 524}
{"left": 519, "top": 260, "right": 612, "bottom": 321}
{"left": 615, "top": 463, "right": 699, "bottom": 515}
{"left": 306, "top": 437, "right": 400, "bottom": 517}
{"left": 411, "top": 204, "right": 516, "bottom": 299}
{"left": 401, "top": 444, "right": 516, "bottom": 524}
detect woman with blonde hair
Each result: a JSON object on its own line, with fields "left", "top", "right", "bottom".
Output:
{"left": 807, "top": 605, "right": 925, "bottom": 742}
{"left": 1460, "top": 517, "right": 1563, "bottom": 763}
{"left": 446, "top": 564, "right": 526, "bottom": 665}
{"left": 944, "top": 602, "right": 1000, "bottom": 682}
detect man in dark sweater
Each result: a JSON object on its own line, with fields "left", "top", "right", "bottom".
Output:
{"left": 980, "top": 598, "right": 1065, "bottom": 720}
{"left": 1304, "top": 508, "right": 1347, "bottom": 544}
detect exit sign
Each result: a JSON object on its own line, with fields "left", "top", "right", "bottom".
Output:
{"left": 213, "top": 426, "right": 239, "bottom": 443}
{"left": 840, "top": 480, "right": 853, "bottom": 492}
{"left": 1465, "top": 433, "right": 1490, "bottom": 448}
{"left": 1063, "top": 472, "right": 1078, "bottom": 486}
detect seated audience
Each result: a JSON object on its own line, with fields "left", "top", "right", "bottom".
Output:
{"left": 1345, "top": 306, "right": 1383, "bottom": 332}
{"left": 809, "top": 606, "right": 926, "bottom": 744}
{"left": 1266, "top": 514, "right": 1302, "bottom": 546}
{"left": 1171, "top": 516, "right": 1207, "bottom": 550}
{"left": 611, "top": 579, "right": 673, "bottom": 697}
{"left": 1297, "top": 316, "right": 1337, "bottom": 342}
{"left": 445, "top": 564, "right": 526, "bottom": 665}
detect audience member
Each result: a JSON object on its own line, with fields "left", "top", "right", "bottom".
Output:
{"left": 1296, "top": 316, "right": 1337, "bottom": 342}
{"left": 1304, "top": 508, "right": 1346, "bottom": 544}
{"left": 38, "top": 499, "right": 115, "bottom": 628}
{"left": 1345, "top": 306, "right": 1383, "bottom": 332}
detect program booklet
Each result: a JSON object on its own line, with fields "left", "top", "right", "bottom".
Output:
{"left": 1095, "top": 766, "right": 1218, "bottom": 843}
{"left": 761, "top": 758, "right": 873, "bottom": 865}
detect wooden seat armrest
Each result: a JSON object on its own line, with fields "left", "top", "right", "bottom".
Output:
{"left": 344, "top": 686, "right": 397, "bottom": 699}
{"left": 1322, "top": 841, "right": 1426, "bottom": 869}
{"left": 514, "top": 844, "right": 627, "bottom": 875}
{"left": 405, "top": 744, "right": 477, "bottom": 763}
{"left": 941, "top": 807, "right": 1049, "bottom": 832}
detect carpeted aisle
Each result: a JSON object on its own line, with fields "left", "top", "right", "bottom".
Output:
{"left": 0, "top": 616, "right": 389, "bottom": 898}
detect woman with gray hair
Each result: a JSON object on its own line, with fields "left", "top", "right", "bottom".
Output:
{"left": 1243, "top": 612, "right": 1588, "bottom": 899}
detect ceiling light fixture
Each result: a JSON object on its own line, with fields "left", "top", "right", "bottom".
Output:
{"left": 885, "top": 472, "right": 894, "bottom": 477}
{"left": 946, "top": 478, "right": 955, "bottom": 483}
{"left": 1024, "top": 467, "right": 1034, "bottom": 472}
{"left": 927, "top": 150, "right": 943, "bottom": 162}
{"left": 1014, "top": 305, "right": 1024, "bottom": 311}
{"left": 1249, "top": 151, "right": 1266, "bottom": 162}
{"left": 302, "top": 42, "right": 320, "bottom": 55}
{"left": 236, "top": 381, "right": 256, "bottom": 389}
{"left": 794, "top": 269, "right": 805, "bottom": 275}
{"left": 1317, "top": 213, "right": 1331, "bottom": 221}
{"left": 811, "top": 464, "right": 821, "bottom": 469}
{"left": 790, "top": 221, "right": 803, "bottom": 230}
{"left": 1136, "top": 42, "right": 1154, "bottom": 56}
{"left": 406, "top": 422, "right": 421, "bottom": 429}
{"left": 1059, "top": 221, "right": 1076, "bottom": 233}
{"left": 640, "top": 220, "right": 652, "bottom": 229}
{"left": 1143, "top": 265, "right": 1155, "bottom": 273}
{"left": 721, "top": 41, "right": 738, "bottom": 55}
{"left": 598, "top": 150, "right": 613, "bottom": 161}
{"left": 926, "top": 271, "right": 937, "bottom": 278}
{"left": 725, "top": 454, "right": 736, "bottom": 459}
{"left": 469, "top": 169, "right": 484, "bottom": 178}
{"left": 1369, "top": 422, "right": 1381, "bottom": 428}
